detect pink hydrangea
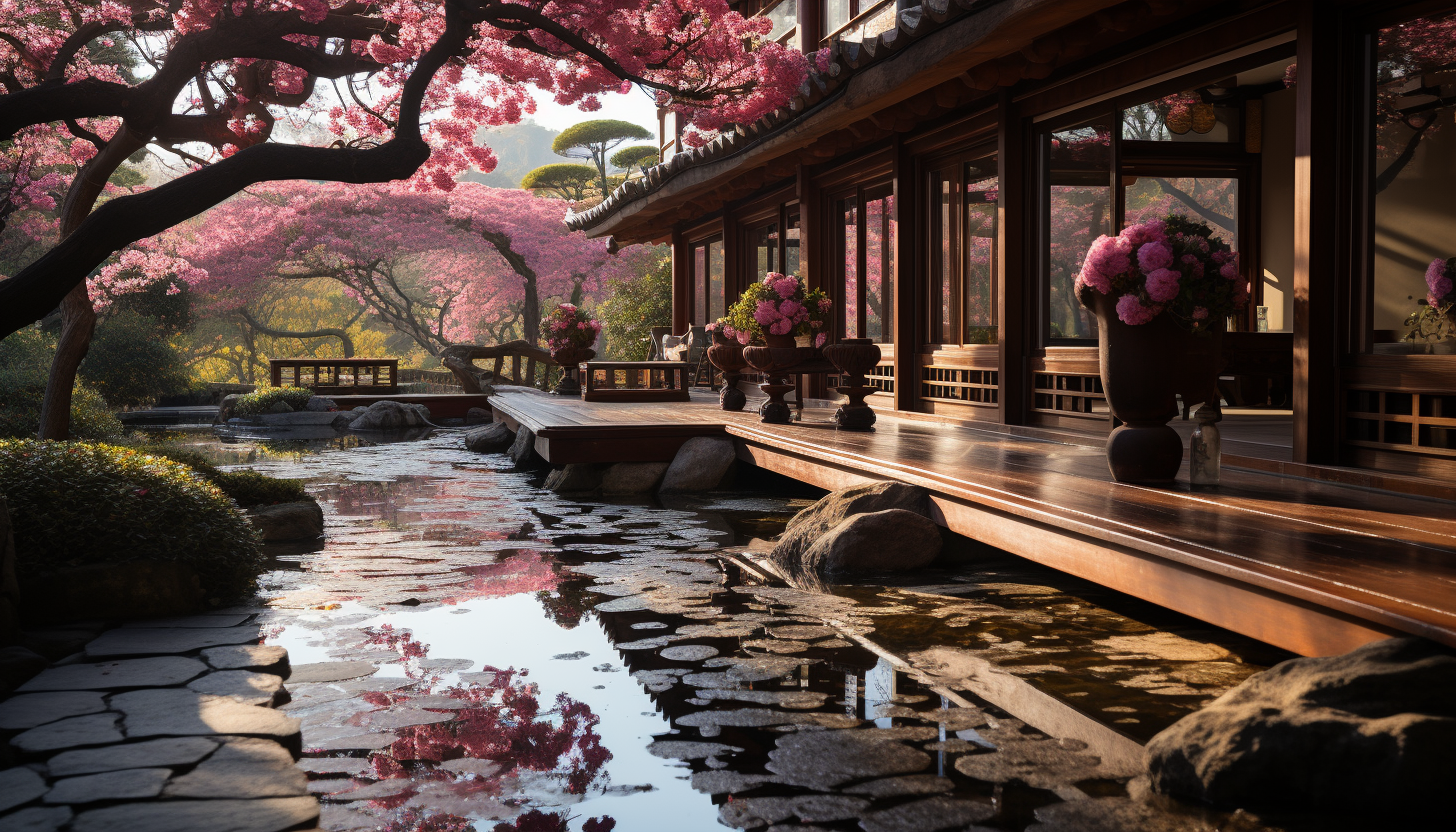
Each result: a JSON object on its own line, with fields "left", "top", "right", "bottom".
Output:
{"left": 1145, "top": 268, "right": 1181, "bottom": 303}
{"left": 1219, "top": 261, "right": 1239, "bottom": 280}
{"left": 735, "top": 330, "right": 751, "bottom": 345}
{"left": 1137, "top": 241, "right": 1173, "bottom": 272}
{"left": 1116, "top": 294, "right": 1161, "bottom": 325}
{"left": 1123, "top": 219, "right": 1166, "bottom": 247}
{"left": 1427, "top": 258, "right": 1453, "bottom": 306}
{"left": 772, "top": 275, "right": 799, "bottom": 299}
{"left": 753, "top": 299, "right": 778, "bottom": 326}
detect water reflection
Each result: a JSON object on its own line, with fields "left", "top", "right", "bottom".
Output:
{"left": 230, "top": 435, "right": 1306, "bottom": 831}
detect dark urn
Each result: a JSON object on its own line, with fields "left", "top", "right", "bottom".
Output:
{"left": 550, "top": 346, "right": 595, "bottom": 396}
{"left": 743, "top": 345, "right": 818, "bottom": 424}
{"left": 707, "top": 332, "right": 750, "bottom": 412}
{"left": 822, "top": 338, "right": 881, "bottom": 431}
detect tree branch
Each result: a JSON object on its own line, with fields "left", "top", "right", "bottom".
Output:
{"left": 240, "top": 309, "right": 356, "bottom": 356}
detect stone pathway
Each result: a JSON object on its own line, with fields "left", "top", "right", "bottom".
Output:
{"left": 0, "top": 609, "right": 320, "bottom": 832}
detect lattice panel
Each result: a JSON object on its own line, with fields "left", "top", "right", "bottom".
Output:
{"left": 1033, "top": 373, "right": 1108, "bottom": 418}
{"left": 827, "top": 363, "right": 895, "bottom": 396}
{"left": 1346, "top": 389, "right": 1456, "bottom": 458}
{"left": 921, "top": 366, "right": 998, "bottom": 406}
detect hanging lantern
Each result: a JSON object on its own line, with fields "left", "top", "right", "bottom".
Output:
{"left": 1190, "top": 102, "right": 1218, "bottom": 134}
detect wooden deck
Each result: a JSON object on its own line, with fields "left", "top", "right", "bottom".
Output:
{"left": 489, "top": 388, "right": 1456, "bottom": 658}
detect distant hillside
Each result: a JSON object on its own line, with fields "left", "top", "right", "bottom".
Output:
{"left": 461, "top": 121, "right": 563, "bottom": 188}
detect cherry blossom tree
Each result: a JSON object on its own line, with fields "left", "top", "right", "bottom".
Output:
{"left": 179, "top": 181, "right": 624, "bottom": 354}
{"left": 0, "top": 0, "right": 811, "bottom": 437}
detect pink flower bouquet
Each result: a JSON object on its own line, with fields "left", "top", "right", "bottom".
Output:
{"left": 544, "top": 303, "right": 600, "bottom": 352}
{"left": 1075, "top": 215, "right": 1248, "bottom": 332}
{"left": 1427, "top": 257, "right": 1455, "bottom": 308}
{"left": 725, "top": 272, "right": 832, "bottom": 346}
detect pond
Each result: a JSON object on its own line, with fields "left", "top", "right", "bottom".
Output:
{"left": 170, "top": 430, "right": 1302, "bottom": 832}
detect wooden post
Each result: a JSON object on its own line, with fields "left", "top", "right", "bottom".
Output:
{"left": 1292, "top": 0, "right": 1346, "bottom": 464}
{"left": 998, "top": 92, "right": 1028, "bottom": 425}
{"left": 723, "top": 214, "right": 741, "bottom": 307}
{"left": 893, "top": 134, "right": 917, "bottom": 413}
{"left": 796, "top": 0, "right": 821, "bottom": 54}
{"left": 799, "top": 164, "right": 823, "bottom": 292}
{"left": 671, "top": 227, "right": 690, "bottom": 334}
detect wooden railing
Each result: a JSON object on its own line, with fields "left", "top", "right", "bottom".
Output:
{"left": 440, "top": 341, "right": 559, "bottom": 393}
{"left": 270, "top": 358, "right": 398, "bottom": 394}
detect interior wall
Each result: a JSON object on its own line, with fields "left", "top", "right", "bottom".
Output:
{"left": 1260, "top": 86, "right": 1295, "bottom": 333}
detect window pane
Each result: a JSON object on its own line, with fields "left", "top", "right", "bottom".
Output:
{"left": 708, "top": 240, "right": 726, "bottom": 322}
{"left": 1122, "top": 91, "right": 1240, "bottom": 143}
{"left": 866, "top": 194, "right": 896, "bottom": 343}
{"left": 842, "top": 199, "right": 859, "bottom": 338}
{"left": 1372, "top": 12, "right": 1456, "bottom": 347}
{"left": 1046, "top": 119, "right": 1113, "bottom": 340}
{"left": 785, "top": 212, "right": 801, "bottom": 278}
{"left": 965, "top": 160, "right": 998, "bottom": 344}
{"left": 1123, "top": 177, "right": 1238, "bottom": 250}
{"left": 823, "top": 0, "right": 850, "bottom": 35}
{"left": 693, "top": 245, "right": 707, "bottom": 325}
{"left": 939, "top": 176, "right": 953, "bottom": 342}
{"left": 753, "top": 223, "right": 778, "bottom": 281}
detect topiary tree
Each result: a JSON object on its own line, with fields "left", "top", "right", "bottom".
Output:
{"left": 552, "top": 120, "right": 653, "bottom": 197}
{"left": 609, "top": 145, "right": 659, "bottom": 177}
{"left": 521, "top": 163, "right": 600, "bottom": 201}
{"left": 597, "top": 248, "right": 671, "bottom": 360}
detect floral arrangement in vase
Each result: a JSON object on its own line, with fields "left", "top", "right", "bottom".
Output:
{"left": 1075, "top": 215, "right": 1248, "bottom": 331}
{"left": 1427, "top": 257, "right": 1455, "bottom": 309}
{"left": 725, "top": 272, "right": 832, "bottom": 347}
{"left": 544, "top": 303, "right": 600, "bottom": 352}
{"left": 1406, "top": 257, "right": 1456, "bottom": 352}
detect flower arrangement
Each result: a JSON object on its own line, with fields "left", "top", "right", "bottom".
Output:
{"left": 544, "top": 303, "right": 600, "bottom": 352}
{"left": 1427, "top": 257, "right": 1455, "bottom": 308}
{"left": 724, "top": 272, "right": 832, "bottom": 346}
{"left": 1075, "top": 215, "right": 1247, "bottom": 331}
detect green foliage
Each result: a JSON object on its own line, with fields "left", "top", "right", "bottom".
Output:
{"left": 80, "top": 311, "right": 194, "bottom": 408}
{"left": 0, "top": 329, "right": 122, "bottom": 440}
{"left": 520, "top": 163, "right": 599, "bottom": 200}
{"left": 0, "top": 440, "right": 265, "bottom": 601}
{"left": 597, "top": 250, "right": 671, "bottom": 360}
{"left": 131, "top": 443, "right": 223, "bottom": 480}
{"left": 212, "top": 470, "right": 308, "bottom": 507}
{"left": 232, "top": 386, "right": 315, "bottom": 416}
{"left": 107, "top": 279, "right": 195, "bottom": 335}
{"left": 551, "top": 120, "right": 652, "bottom": 156}
{"left": 609, "top": 145, "right": 658, "bottom": 172}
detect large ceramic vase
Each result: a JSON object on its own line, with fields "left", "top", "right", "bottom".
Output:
{"left": 743, "top": 344, "right": 817, "bottom": 424}
{"left": 1088, "top": 293, "right": 1222, "bottom": 484}
{"left": 707, "top": 332, "right": 749, "bottom": 411}
{"left": 550, "top": 346, "right": 595, "bottom": 396}
{"left": 822, "top": 338, "right": 881, "bottom": 431}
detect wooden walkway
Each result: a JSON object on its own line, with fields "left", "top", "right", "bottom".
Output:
{"left": 489, "top": 389, "right": 1456, "bottom": 658}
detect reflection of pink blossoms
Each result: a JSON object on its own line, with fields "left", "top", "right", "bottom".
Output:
{"left": 1426, "top": 258, "right": 1453, "bottom": 306}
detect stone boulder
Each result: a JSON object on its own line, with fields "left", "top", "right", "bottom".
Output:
{"left": 348, "top": 400, "right": 431, "bottom": 430}
{"left": 508, "top": 426, "right": 538, "bottom": 466}
{"left": 465, "top": 407, "right": 492, "bottom": 425}
{"left": 771, "top": 482, "right": 931, "bottom": 570}
{"left": 463, "top": 422, "right": 514, "bottom": 453}
{"left": 602, "top": 462, "right": 669, "bottom": 494}
{"left": 1146, "top": 637, "right": 1456, "bottom": 817}
{"left": 799, "top": 509, "right": 942, "bottom": 573}
{"left": 214, "top": 394, "right": 241, "bottom": 425}
{"left": 304, "top": 396, "right": 336, "bottom": 412}
{"left": 660, "top": 437, "right": 736, "bottom": 492}
{"left": 247, "top": 501, "right": 325, "bottom": 542}
{"left": 545, "top": 464, "right": 603, "bottom": 493}
{"left": 266, "top": 401, "right": 293, "bottom": 414}
{"left": 20, "top": 561, "right": 204, "bottom": 622}
{"left": 329, "top": 412, "right": 355, "bottom": 431}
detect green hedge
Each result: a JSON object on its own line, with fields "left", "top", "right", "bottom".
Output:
{"left": 126, "top": 443, "right": 308, "bottom": 507}
{"left": 0, "top": 440, "right": 264, "bottom": 601}
{"left": 232, "top": 386, "right": 315, "bottom": 416}
{"left": 0, "top": 329, "right": 122, "bottom": 440}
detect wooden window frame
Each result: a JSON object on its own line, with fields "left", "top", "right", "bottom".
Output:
{"left": 831, "top": 181, "right": 894, "bottom": 341}
{"left": 924, "top": 142, "right": 999, "bottom": 350}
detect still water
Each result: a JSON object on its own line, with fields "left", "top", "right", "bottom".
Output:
{"left": 184, "top": 430, "right": 1302, "bottom": 832}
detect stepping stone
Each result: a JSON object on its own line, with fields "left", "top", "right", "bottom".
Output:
{"left": 297, "top": 757, "right": 375, "bottom": 777}
{"left": 437, "top": 758, "right": 500, "bottom": 777}
{"left": 11, "top": 713, "right": 123, "bottom": 754}
{"left": 0, "top": 766, "right": 48, "bottom": 812}
{"left": 0, "top": 692, "right": 107, "bottom": 730}
{"left": 47, "top": 737, "right": 218, "bottom": 777}
{"left": 859, "top": 796, "right": 997, "bottom": 832}
{"left": 43, "top": 768, "right": 170, "bottom": 804}
{"left": 766, "top": 729, "right": 931, "bottom": 790}
{"left": 305, "top": 732, "right": 396, "bottom": 752}
{"left": 690, "top": 770, "right": 778, "bottom": 794}
{"left": 645, "top": 740, "right": 742, "bottom": 760}
{"left": 321, "top": 779, "right": 415, "bottom": 801}
{"left": 122, "top": 615, "right": 252, "bottom": 628}
{"left": 287, "top": 661, "right": 377, "bottom": 683}
{"left": 187, "top": 670, "right": 284, "bottom": 705}
{"left": 18, "top": 657, "right": 208, "bottom": 692}
{"left": 0, "top": 806, "right": 71, "bottom": 831}
{"left": 660, "top": 645, "right": 719, "bottom": 661}
{"left": 163, "top": 738, "right": 306, "bottom": 798}
{"left": 69, "top": 796, "right": 319, "bottom": 832}
{"left": 84, "top": 627, "right": 261, "bottom": 658}
{"left": 846, "top": 774, "right": 957, "bottom": 798}
{"left": 348, "top": 708, "right": 453, "bottom": 731}
{"left": 110, "top": 690, "right": 300, "bottom": 754}
{"left": 201, "top": 645, "right": 289, "bottom": 674}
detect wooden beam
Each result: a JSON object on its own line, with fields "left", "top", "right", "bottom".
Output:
{"left": 893, "top": 134, "right": 918, "bottom": 413}
{"left": 997, "top": 92, "right": 1028, "bottom": 425}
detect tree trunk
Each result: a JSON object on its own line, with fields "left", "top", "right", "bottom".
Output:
{"left": 523, "top": 270, "right": 540, "bottom": 346}
{"left": 36, "top": 283, "right": 96, "bottom": 439}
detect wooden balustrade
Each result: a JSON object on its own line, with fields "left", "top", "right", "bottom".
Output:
{"left": 269, "top": 358, "right": 398, "bottom": 394}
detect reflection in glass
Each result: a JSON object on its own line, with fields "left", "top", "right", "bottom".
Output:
{"left": 753, "top": 223, "right": 779, "bottom": 282}
{"left": 1121, "top": 91, "right": 1240, "bottom": 143}
{"left": 708, "top": 239, "right": 725, "bottom": 322}
{"left": 965, "top": 163, "right": 998, "bottom": 344}
{"left": 938, "top": 177, "right": 953, "bottom": 342}
{"left": 785, "top": 213, "right": 801, "bottom": 278}
{"left": 1123, "top": 177, "right": 1238, "bottom": 250}
{"left": 842, "top": 200, "right": 859, "bottom": 338}
{"left": 1046, "top": 120, "right": 1113, "bottom": 340}
{"left": 865, "top": 194, "right": 896, "bottom": 343}
{"left": 693, "top": 245, "right": 707, "bottom": 324}
{"left": 823, "top": 0, "right": 850, "bottom": 35}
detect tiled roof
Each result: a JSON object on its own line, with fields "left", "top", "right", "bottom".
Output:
{"left": 565, "top": 0, "right": 1010, "bottom": 233}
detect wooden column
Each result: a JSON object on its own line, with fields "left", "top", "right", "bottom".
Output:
{"left": 796, "top": 0, "right": 821, "bottom": 54}
{"left": 893, "top": 135, "right": 918, "bottom": 413}
{"left": 1292, "top": 0, "right": 1347, "bottom": 464}
{"left": 671, "top": 227, "right": 690, "bottom": 334}
{"left": 723, "top": 213, "right": 741, "bottom": 303}
{"left": 798, "top": 164, "right": 823, "bottom": 292}
{"left": 997, "top": 92, "right": 1028, "bottom": 425}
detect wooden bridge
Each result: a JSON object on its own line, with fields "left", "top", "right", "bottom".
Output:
{"left": 488, "top": 387, "right": 1456, "bottom": 661}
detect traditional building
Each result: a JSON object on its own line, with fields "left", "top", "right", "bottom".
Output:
{"left": 569, "top": 0, "right": 1456, "bottom": 483}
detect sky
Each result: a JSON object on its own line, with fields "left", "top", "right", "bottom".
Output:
{"left": 525, "top": 86, "right": 659, "bottom": 135}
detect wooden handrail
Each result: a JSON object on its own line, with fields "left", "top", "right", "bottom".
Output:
{"left": 441, "top": 340, "right": 558, "bottom": 393}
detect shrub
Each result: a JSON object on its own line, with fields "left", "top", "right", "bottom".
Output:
{"left": 80, "top": 311, "right": 194, "bottom": 408}
{"left": 597, "top": 250, "right": 671, "bottom": 360}
{"left": 212, "top": 470, "right": 308, "bottom": 507}
{"left": 232, "top": 385, "right": 315, "bottom": 416}
{"left": 0, "top": 440, "right": 264, "bottom": 601}
{"left": 0, "top": 329, "right": 122, "bottom": 440}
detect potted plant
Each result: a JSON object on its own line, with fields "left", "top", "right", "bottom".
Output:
{"left": 544, "top": 303, "right": 600, "bottom": 396}
{"left": 1410, "top": 258, "right": 1456, "bottom": 354}
{"left": 1075, "top": 215, "right": 1248, "bottom": 483}
{"left": 725, "top": 272, "right": 832, "bottom": 348}
{"left": 705, "top": 320, "right": 750, "bottom": 411}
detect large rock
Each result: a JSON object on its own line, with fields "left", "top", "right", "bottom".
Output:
{"left": 20, "top": 561, "right": 203, "bottom": 623}
{"left": 660, "top": 437, "right": 736, "bottom": 492}
{"left": 463, "top": 422, "right": 513, "bottom": 453}
{"left": 545, "top": 464, "right": 603, "bottom": 493}
{"left": 799, "top": 509, "right": 942, "bottom": 573}
{"left": 1146, "top": 637, "right": 1456, "bottom": 817}
{"left": 304, "top": 396, "right": 336, "bottom": 412}
{"left": 265, "top": 401, "right": 293, "bottom": 415}
{"left": 214, "top": 394, "right": 241, "bottom": 425}
{"left": 246, "top": 500, "right": 324, "bottom": 542}
{"left": 348, "top": 400, "right": 430, "bottom": 430}
{"left": 70, "top": 796, "right": 319, "bottom": 832}
{"left": 508, "top": 426, "right": 538, "bottom": 466}
{"left": 601, "top": 462, "right": 669, "bottom": 494}
{"left": 465, "top": 407, "right": 492, "bottom": 425}
{"left": 771, "top": 482, "right": 931, "bottom": 569}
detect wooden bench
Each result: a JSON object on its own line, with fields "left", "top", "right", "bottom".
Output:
{"left": 270, "top": 358, "right": 398, "bottom": 394}
{"left": 582, "top": 361, "right": 693, "bottom": 402}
